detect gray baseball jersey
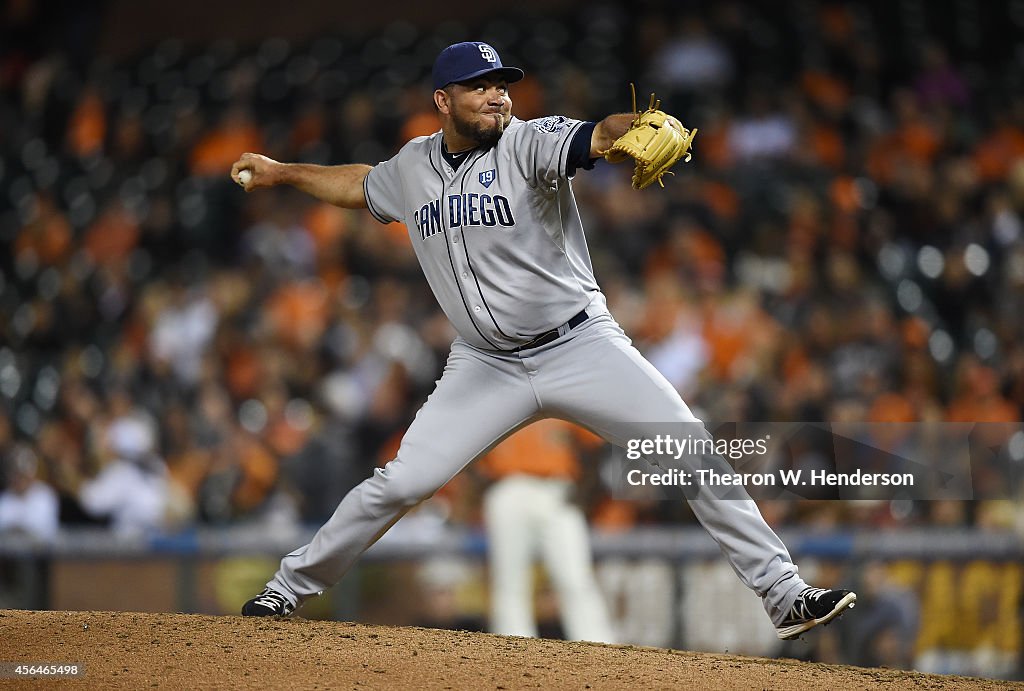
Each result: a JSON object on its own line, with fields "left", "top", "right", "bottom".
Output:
{"left": 264, "top": 114, "right": 812, "bottom": 630}
{"left": 363, "top": 115, "right": 607, "bottom": 350}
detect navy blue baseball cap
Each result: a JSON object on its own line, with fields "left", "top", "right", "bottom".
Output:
{"left": 432, "top": 42, "right": 525, "bottom": 90}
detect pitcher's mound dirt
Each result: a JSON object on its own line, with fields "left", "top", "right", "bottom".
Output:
{"left": 0, "top": 610, "right": 1018, "bottom": 690}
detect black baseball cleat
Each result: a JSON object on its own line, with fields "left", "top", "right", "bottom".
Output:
{"left": 776, "top": 587, "right": 857, "bottom": 640}
{"left": 241, "top": 588, "right": 295, "bottom": 617}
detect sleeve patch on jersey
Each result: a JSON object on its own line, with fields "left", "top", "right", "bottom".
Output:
{"left": 533, "top": 116, "right": 570, "bottom": 134}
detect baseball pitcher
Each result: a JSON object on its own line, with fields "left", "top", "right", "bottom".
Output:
{"left": 231, "top": 41, "right": 856, "bottom": 641}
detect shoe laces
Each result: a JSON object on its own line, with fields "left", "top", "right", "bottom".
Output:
{"left": 801, "top": 587, "right": 829, "bottom": 601}
{"left": 790, "top": 587, "right": 829, "bottom": 619}
{"left": 254, "top": 589, "right": 290, "bottom": 612}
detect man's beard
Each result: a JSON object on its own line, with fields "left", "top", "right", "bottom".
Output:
{"left": 453, "top": 112, "right": 505, "bottom": 148}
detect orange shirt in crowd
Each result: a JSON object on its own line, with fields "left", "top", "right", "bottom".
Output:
{"left": 231, "top": 433, "right": 278, "bottom": 512}
{"left": 225, "top": 343, "right": 263, "bottom": 400}
{"left": 702, "top": 291, "right": 777, "bottom": 380}
{"left": 800, "top": 70, "right": 851, "bottom": 116}
{"left": 190, "top": 112, "right": 263, "bottom": 177}
{"left": 400, "top": 111, "right": 441, "bottom": 142}
{"left": 67, "top": 87, "right": 106, "bottom": 158}
{"left": 265, "top": 280, "right": 330, "bottom": 350}
{"left": 304, "top": 203, "right": 352, "bottom": 290}
{"left": 868, "top": 392, "right": 917, "bottom": 423}
{"left": 972, "top": 124, "right": 1024, "bottom": 182}
{"left": 695, "top": 123, "right": 731, "bottom": 170}
{"left": 866, "top": 119, "right": 942, "bottom": 186}
{"left": 83, "top": 204, "right": 140, "bottom": 266}
{"left": 699, "top": 180, "right": 740, "bottom": 222}
{"left": 947, "top": 363, "right": 1019, "bottom": 423}
{"left": 946, "top": 397, "right": 1018, "bottom": 424}
{"left": 506, "top": 75, "right": 545, "bottom": 121}
{"left": 15, "top": 196, "right": 73, "bottom": 266}
{"left": 479, "top": 418, "right": 601, "bottom": 482}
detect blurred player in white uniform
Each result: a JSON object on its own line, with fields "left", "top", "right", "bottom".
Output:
{"left": 480, "top": 419, "right": 614, "bottom": 643}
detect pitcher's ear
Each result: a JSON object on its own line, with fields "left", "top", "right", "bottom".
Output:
{"left": 434, "top": 89, "right": 450, "bottom": 114}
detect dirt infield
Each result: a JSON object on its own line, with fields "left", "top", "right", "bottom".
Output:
{"left": 0, "top": 610, "right": 1018, "bottom": 690}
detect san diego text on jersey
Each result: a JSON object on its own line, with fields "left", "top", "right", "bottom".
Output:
{"left": 413, "top": 193, "right": 516, "bottom": 240}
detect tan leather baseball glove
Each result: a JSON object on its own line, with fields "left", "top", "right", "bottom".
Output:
{"left": 603, "top": 85, "right": 697, "bottom": 190}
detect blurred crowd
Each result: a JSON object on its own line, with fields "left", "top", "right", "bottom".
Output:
{"left": 1, "top": 0, "right": 1024, "bottom": 677}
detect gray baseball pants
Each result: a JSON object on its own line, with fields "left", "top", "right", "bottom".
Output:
{"left": 267, "top": 315, "right": 807, "bottom": 626}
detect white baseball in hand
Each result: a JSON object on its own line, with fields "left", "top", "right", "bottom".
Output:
{"left": 238, "top": 169, "right": 252, "bottom": 186}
